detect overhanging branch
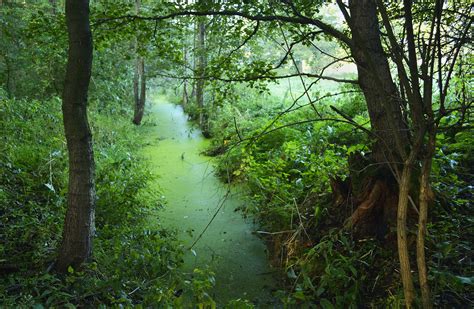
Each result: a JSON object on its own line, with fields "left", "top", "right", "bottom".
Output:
{"left": 94, "top": 9, "right": 352, "bottom": 47}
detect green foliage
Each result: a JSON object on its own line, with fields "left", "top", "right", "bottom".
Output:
{"left": 204, "top": 85, "right": 372, "bottom": 304}
{"left": 225, "top": 298, "right": 255, "bottom": 308}
{"left": 280, "top": 232, "right": 368, "bottom": 307}
{"left": 0, "top": 2, "right": 222, "bottom": 305}
{"left": 190, "top": 268, "right": 217, "bottom": 308}
{"left": 92, "top": 113, "right": 159, "bottom": 234}
{"left": 428, "top": 113, "right": 474, "bottom": 306}
{"left": 0, "top": 96, "right": 67, "bottom": 269}
{"left": 205, "top": 75, "right": 473, "bottom": 306}
{"left": 428, "top": 209, "right": 474, "bottom": 307}
{"left": 208, "top": 87, "right": 367, "bottom": 233}
{"left": 0, "top": 93, "right": 188, "bottom": 306}
{"left": 2, "top": 0, "right": 472, "bottom": 307}
{"left": 0, "top": 2, "right": 66, "bottom": 98}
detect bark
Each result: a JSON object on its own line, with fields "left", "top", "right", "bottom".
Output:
{"left": 417, "top": 158, "right": 432, "bottom": 309}
{"left": 397, "top": 162, "right": 416, "bottom": 307}
{"left": 132, "top": 0, "right": 146, "bottom": 125}
{"left": 336, "top": 0, "right": 463, "bottom": 306}
{"left": 342, "top": 0, "right": 409, "bottom": 239}
{"left": 347, "top": 2, "right": 415, "bottom": 304}
{"left": 195, "top": 18, "right": 206, "bottom": 128}
{"left": 182, "top": 0, "right": 190, "bottom": 108}
{"left": 417, "top": 133, "right": 435, "bottom": 309}
{"left": 348, "top": 0, "right": 409, "bottom": 164}
{"left": 133, "top": 57, "right": 139, "bottom": 110}
{"left": 347, "top": 180, "right": 385, "bottom": 228}
{"left": 56, "top": 0, "right": 95, "bottom": 273}
{"left": 133, "top": 57, "right": 146, "bottom": 125}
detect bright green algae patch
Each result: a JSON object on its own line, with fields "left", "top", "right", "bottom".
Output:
{"left": 140, "top": 98, "right": 277, "bottom": 306}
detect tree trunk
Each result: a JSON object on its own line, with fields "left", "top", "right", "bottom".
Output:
{"left": 195, "top": 19, "right": 206, "bottom": 128}
{"left": 132, "top": 0, "right": 146, "bottom": 126}
{"left": 349, "top": 0, "right": 408, "bottom": 164}
{"left": 397, "top": 162, "right": 416, "bottom": 307}
{"left": 182, "top": 47, "right": 189, "bottom": 108}
{"left": 56, "top": 0, "right": 95, "bottom": 273}
{"left": 345, "top": 2, "right": 417, "bottom": 305}
{"left": 133, "top": 57, "right": 146, "bottom": 125}
{"left": 342, "top": 0, "right": 410, "bottom": 237}
{"left": 417, "top": 133, "right": 435, "bottom": 309}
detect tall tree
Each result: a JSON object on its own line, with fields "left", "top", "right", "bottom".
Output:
{"left": 181, "top": 0, "right": 191, "bottom": 108}
{"left": 343, "top": 0, "right": 416, "bottom": 303}
{"left": 56, "top": 0, "right": 95, "bottom": 273}
{"left": 195, "top": 16, "right": 206, "bottom": 129}
{"left": 132, "top": 0, "right": 146, "bottom": 125}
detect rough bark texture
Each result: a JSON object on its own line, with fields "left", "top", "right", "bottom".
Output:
{"left": 195, "top": 19, "right": 206, "bottom": 128}
{"left": 56, "top": 0, "right": 95, "bottom": 273}
{"left": 337, "top": 154, "right": 399, "bottom": 239}
{"left": 349, "top": 0, "right": 408, "bottom": 164}
{"left": 346, "top": 2, "right": 417, "bottom": 305}
{"left": 338, "top": 0, "right": 410, "bottom": 238}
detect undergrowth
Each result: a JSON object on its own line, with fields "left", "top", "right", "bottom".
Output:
{"left": 205, "top": 85, "right": 473, "bottom": 307}
{"left": 0, "top": 90, "right": 215, "bottom": 307}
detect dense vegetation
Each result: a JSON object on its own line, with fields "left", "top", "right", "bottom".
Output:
{"left": 204, "top": 82, "right": 473, "bottom": 307}
{"left": 0, "top": 2, "right": 211, "bottom": 306}
{"left": 1, "top": 0, "right": 472, "bottom": 307}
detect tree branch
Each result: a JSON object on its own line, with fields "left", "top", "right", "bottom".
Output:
{"left": 94, "top": 9, "right": 353, "bottom": 47}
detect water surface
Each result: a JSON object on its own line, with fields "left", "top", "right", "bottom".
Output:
{"left": 141, "top": 99, "right": 277, "bottom": 306}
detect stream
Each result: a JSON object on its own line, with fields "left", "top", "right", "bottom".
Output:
{"left": 141, "top": 98, "right": 278, "bottom": 306}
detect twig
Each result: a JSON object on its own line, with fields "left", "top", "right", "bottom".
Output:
{"left": 188, "top": 189, "right": 231, "bottom": 249}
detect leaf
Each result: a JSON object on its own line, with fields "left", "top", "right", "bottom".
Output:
{"left": 67, "top": 266, "right": 74, "bottom": 274}
{"left": 456, "top": 276, "right": 474, "bottom": 285}
{"left": 44, "top": 183, "right": 55, "bottom": 192}
{"left": 320, "top": 299, "right": 334, "bottom": 309}
{"left": 293, "top": 290, "right": 306, "bottom": 300}
{"left": 287, "top": 267, "right": 297, "bottom": 279}
{"left": 316, "top": 286, "right": 325, "bottom": 297}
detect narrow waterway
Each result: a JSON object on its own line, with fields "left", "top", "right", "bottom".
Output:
{"left": 141, "top": 98, "right": 277, "bottom": 306}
